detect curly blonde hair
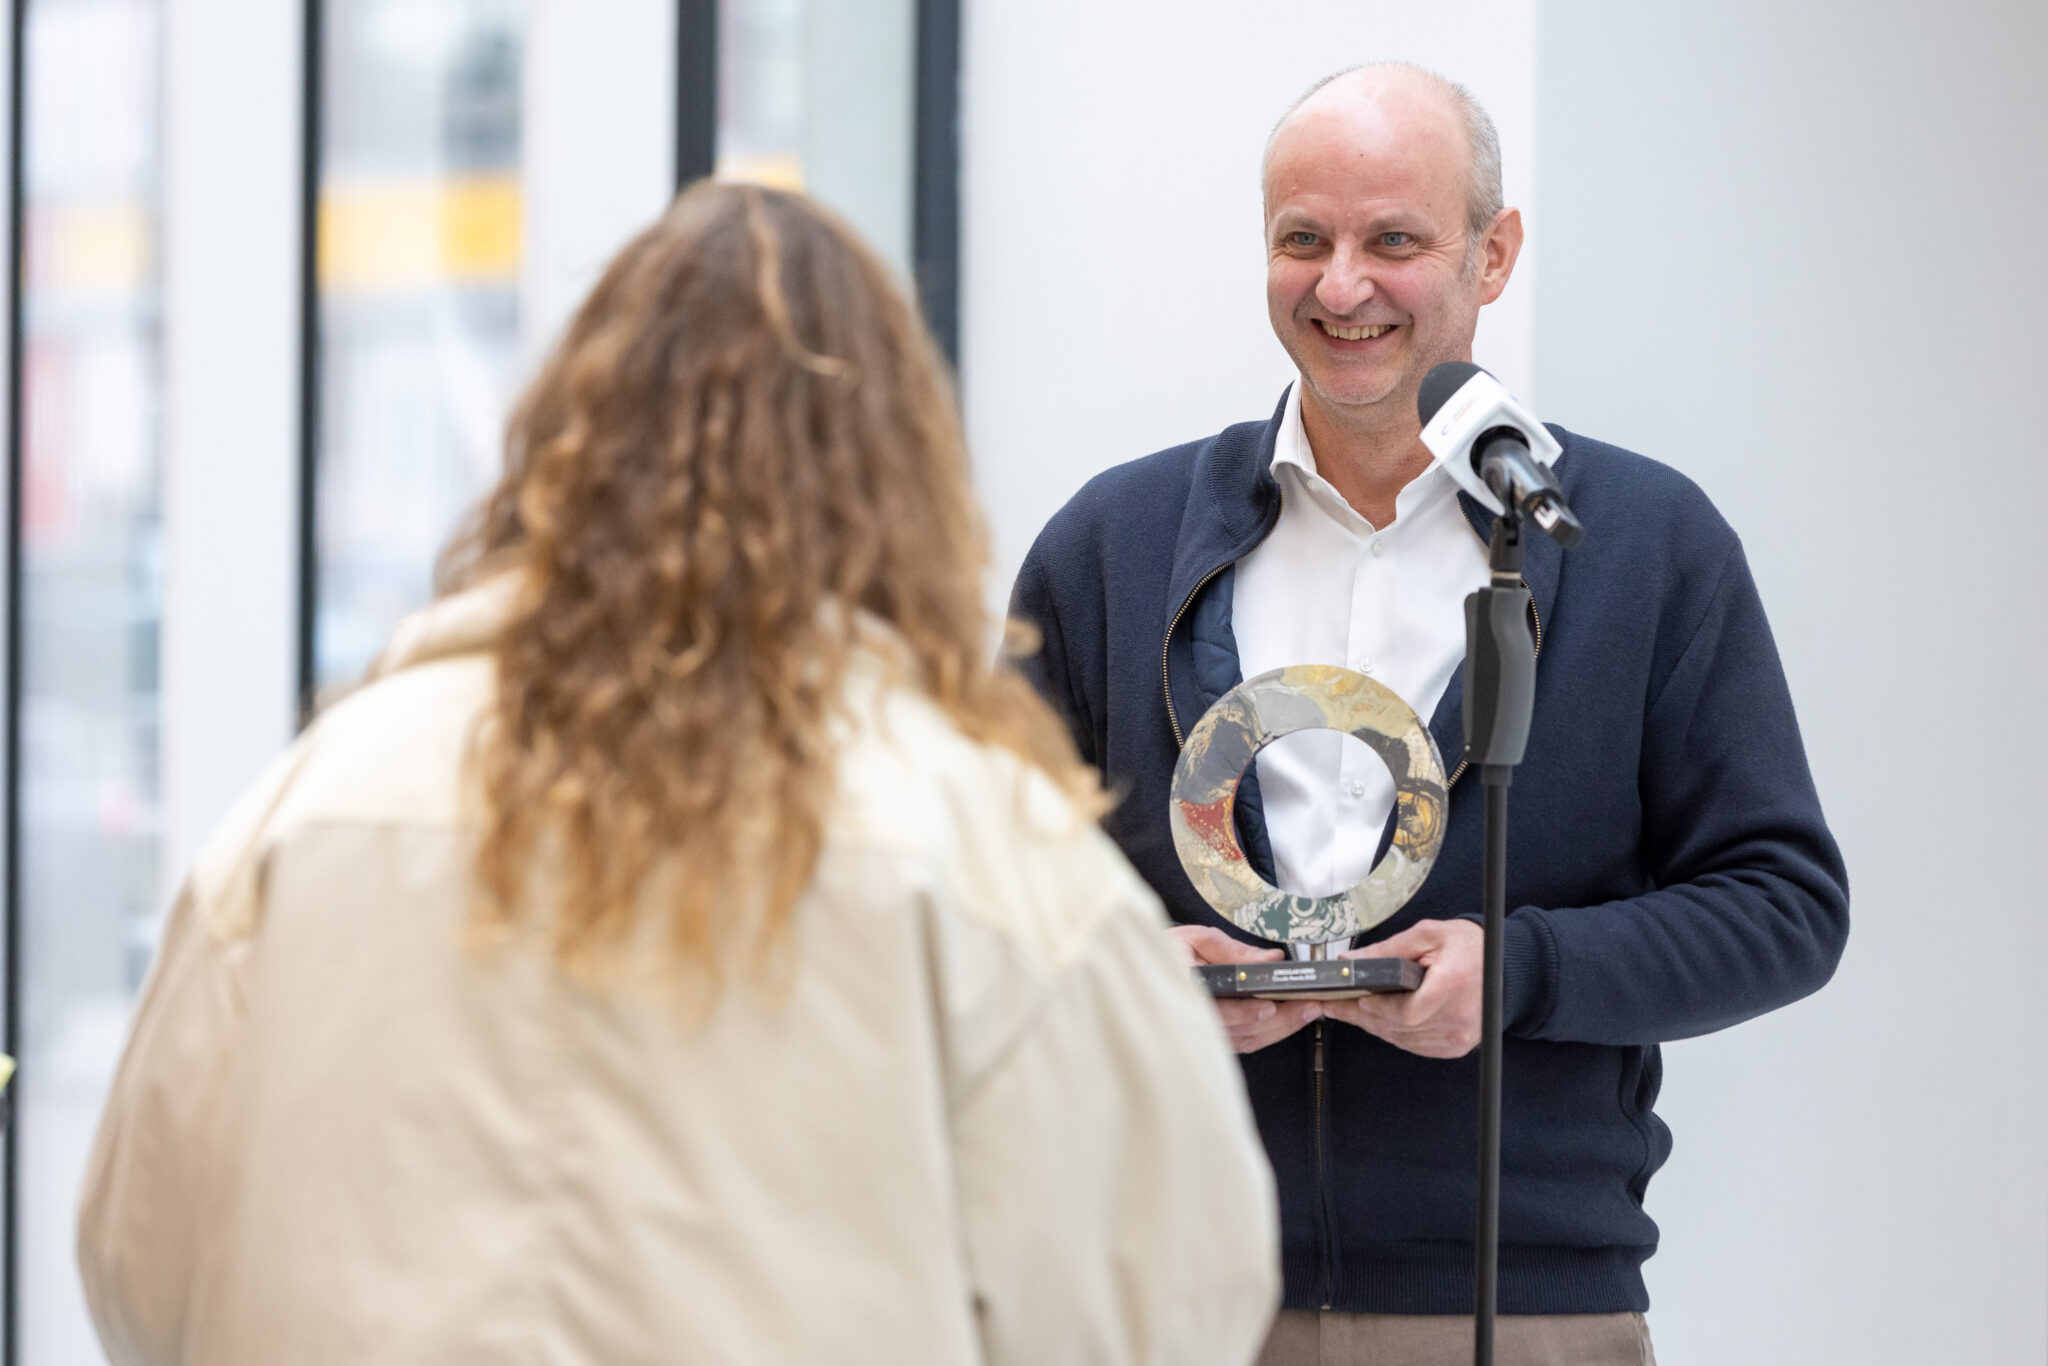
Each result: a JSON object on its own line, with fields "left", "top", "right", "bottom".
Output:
{"left": 440, "top": 182, "right": 1095, "bottom": 989}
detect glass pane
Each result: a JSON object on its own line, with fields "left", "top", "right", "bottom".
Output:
{"left": 716, "top": 0, "right": 916, "bottom": 279}
{"left": 314, "top": 0, "right": 525, "bottom": 695}
{"left": 15, "top": 0, "right": 165, "bottom": 1359}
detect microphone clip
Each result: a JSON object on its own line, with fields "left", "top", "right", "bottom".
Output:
{"left": 1474, "top": 428, "right": 1586, "bottom": 550}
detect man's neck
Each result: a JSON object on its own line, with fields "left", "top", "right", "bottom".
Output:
{"left": 1298, "top": 385, "right": 1435, "bottom": 531}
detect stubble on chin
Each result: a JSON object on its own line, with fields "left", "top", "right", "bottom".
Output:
{"left": 1297, "top": 350, "right": 1408, "bottom": 423}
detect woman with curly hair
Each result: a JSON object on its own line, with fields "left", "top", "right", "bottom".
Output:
{"left": 78, "top": 184, "right": 1278, "bottom": 1365}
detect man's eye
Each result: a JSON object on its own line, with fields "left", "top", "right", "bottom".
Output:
{"left": 1380, "top": 232, "right": 1412, "bottom": 247}
{"left": 1287, "top": 231, "right": 1318, "bottom": 248}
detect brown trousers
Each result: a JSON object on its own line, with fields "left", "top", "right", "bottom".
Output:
{"left": 1255, "top": 1310, "right": 1656, "bottom": 1366}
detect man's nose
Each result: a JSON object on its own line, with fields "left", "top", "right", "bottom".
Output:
{"left": 1315, "top": 243, "right": 1375, "bottom": 316}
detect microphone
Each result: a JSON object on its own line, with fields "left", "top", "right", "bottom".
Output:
{"left": 1417, "top": 362, "right": 1584, "bottom": 549}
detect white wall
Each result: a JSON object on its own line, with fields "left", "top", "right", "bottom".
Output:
{"left": 966, "top": 3, "right": 2048, "bottom": 1359}
{"left": 1534, "top": 4, "right": 2048, "bottom": 1362}
{"left": 160, "top": 0, "right": 303, "bottom": 918}
{"left": 959, "top": 0, "right": 1539, "bottom": 593}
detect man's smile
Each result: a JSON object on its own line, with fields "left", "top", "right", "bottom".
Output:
{"left": 1312, "top": 319, "right": 1397, "bottom": 344}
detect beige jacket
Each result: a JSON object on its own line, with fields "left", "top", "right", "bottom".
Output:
{"left": 78, "top": 581, "right": 1279, "bottom": 1366}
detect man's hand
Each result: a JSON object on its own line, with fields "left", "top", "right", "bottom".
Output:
{"left": 1320, "top": 919, "right": 1483, "bottom": 1058}
{"left": 1167, "top": 925, "right": 1322, "bottom": 1054}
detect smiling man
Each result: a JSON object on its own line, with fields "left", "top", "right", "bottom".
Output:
{"left": 1009, "top": 64, "right": 1849, "bottom": 1366}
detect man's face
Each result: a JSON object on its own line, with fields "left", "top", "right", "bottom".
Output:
{"left": 1263, "top": 79, "right": 1516, "bottom": 429}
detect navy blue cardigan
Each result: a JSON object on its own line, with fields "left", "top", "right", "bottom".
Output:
{"left": 1008, "top": 392, "right": 1849, "bottom": 1315}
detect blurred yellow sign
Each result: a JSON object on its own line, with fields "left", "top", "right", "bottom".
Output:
{"left": 319, "top": 172, "right": 522, "bottom": 294}
{"left": 715, "top": 153, "right": 805, "bottom": 192}
{"left": 31, "top": 199, "right": 150, "bottom": 296}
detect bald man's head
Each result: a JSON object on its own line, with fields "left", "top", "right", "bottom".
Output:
{"left": 1263, "top": 63, "right": 1504, "bottom": 252}
{"left": 1259, "top": 60, "right": 1524, "bottom": 436}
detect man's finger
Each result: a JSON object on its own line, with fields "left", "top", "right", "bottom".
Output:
{"left": 1384, "top": 971, "right": 1455, "bottom": 1025}
{"left": 1217, "top": 998, "right": 1277, "bottom": 1031}
{"left": 1171, "top": 924, "right": 1286, "bottom": 966}
{"left": 1343, "top": 921, "right": 1444, "bottom": 963}
{"left": 1222, "top": 999, "right": 1321, "bottom": 1053}
{"left": 1384, "top": 1025, "right": 1479, "bottom": 1059}
{"left": 1326, "top": 987, "right": 1447, "bottom": 1035}
{"left": 1341, "top": 985, "right": 1428, "bottom": 1029}
{"left": 1234, "top": 1009, "right": 1318, "bottom": 1052}
{"left": 1319, "top": 995, "right": 1376, "bottom": 1033}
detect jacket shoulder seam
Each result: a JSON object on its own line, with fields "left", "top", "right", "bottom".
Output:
{"left": 1644, "top": 538, "right": 1744, "bottom": 717}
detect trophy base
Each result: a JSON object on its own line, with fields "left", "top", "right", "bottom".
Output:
{"left": 1195, "top": 957, "right": 1423, "bottom": 1000}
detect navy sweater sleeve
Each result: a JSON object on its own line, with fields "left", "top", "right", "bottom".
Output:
{"left": 1009, "top": 543, "right": 1098, "bottom": 771}
{"left": 1502, "top": 538, "right": 1850, "bottom": 1045}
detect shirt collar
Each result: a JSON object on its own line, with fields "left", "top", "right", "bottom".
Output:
{"left": 1272, "top": 379, "right": 1459, "bottom": 532}
{"left": 1272, "top": 380, "right": 1316, "bottom": 480}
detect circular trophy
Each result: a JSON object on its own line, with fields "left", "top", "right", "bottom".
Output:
{"left": 1169, "top": 664, "right": 1448, "bottom": 948}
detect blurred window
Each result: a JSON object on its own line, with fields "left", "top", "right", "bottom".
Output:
{"left": 312, "top": 0, "right": 525, "bottom": 696}
{"left": 309, "top": 0, "right": 928, "bottom": 700}
{"left": 717, "top": 0, "right": 805, "bottom": 189}
{"left": 13, "top": 0, "right": 166, "bottom": 1359}
{"left": 716, "top": 0, "right": 916, "bottom": 280}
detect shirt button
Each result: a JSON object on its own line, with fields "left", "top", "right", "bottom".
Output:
{"left": 1350, "top": 781, "right": 1366, "bottom": 798}
{"left": 1370, "top": 538, "right": 1387, "bottom": 557}
{"left": 1354, "top": 657, "right": 1374, "bottom": 674}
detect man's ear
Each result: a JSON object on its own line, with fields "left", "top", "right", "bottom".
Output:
{"left": 1479, "top": 208, "right": 1524, "bottom": 305}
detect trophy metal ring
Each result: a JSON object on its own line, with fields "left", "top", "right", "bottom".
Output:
{"left": 1169, "top": 664, "right": 1448, "bottom": 945}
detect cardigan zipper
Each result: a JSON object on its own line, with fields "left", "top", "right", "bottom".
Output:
{"left": 1163, "top": 565, "right": 1230, "bottom": 748}
{"left": 1314, "top": 1019, "right": 1335, "bottom": 1308}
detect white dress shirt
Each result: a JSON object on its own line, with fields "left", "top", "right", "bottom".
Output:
{"left": 1232, "top": 383, "right": 1491, "bottom": 901}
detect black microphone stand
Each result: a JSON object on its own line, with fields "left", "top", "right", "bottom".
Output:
{"left": 1462, "top": 507, "right": 1538, "bottom": 1366}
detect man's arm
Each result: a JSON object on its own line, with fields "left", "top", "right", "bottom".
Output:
{"left": 1007, "top": 545, "right": 1096, "bottom": 770}
{"left": 1332, "top": 540, "right": 1849, "bottom": 1051}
